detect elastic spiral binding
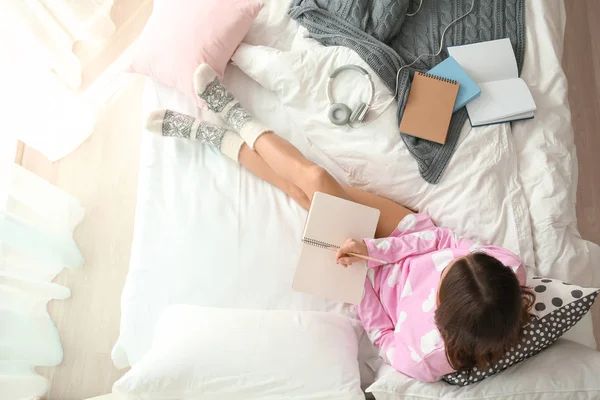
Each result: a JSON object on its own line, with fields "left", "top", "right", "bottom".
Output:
{"left": 416, "top": 72, "right": 458, "bottom": 86}
{"left": 302, "top": 237, "right": 339, "bottom": 250}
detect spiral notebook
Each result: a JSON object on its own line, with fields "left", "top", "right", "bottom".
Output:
{"left": 292, "top": 192, "right": 381, "bottom": 305}
{"left": 399, "top": 72, "right": 459, "bottom": 144}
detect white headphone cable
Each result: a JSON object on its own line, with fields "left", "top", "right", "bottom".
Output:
{"left": 406, "top": 0, "right": 423, "bottom": 17}
{"left": 370, "top": 0, "right": 476, "bottom": 113}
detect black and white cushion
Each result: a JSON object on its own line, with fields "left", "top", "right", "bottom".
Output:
{"left": 443, "top": 277, "right": 599, "bottom": 386}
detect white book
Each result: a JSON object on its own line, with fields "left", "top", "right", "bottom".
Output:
{"left": 293, "top": 192, "right": 380, "bottom": 305}
{"left": 448, "top": 38, "right": 536, "bottom": 126}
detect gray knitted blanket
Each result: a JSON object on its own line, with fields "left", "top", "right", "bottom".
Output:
{"left": 290, "top": 0, "right": 525, "bottom": 184}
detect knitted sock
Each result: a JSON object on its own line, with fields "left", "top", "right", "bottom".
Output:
{"left": 193, "top": 64, "right": 270, "bottom": 149}
{"left": 146, "top": 109, "right": 245, "bottom": 162}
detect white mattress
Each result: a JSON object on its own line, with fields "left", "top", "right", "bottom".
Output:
{"left": 112, "top": 0, "right": 599, "bottom": 381}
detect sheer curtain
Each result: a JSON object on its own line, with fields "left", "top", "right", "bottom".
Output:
{"left": 0, "top": 1, "right": 110, "bottom": 396}
{"left": 0, "top": 0, "right": 116, "bottom": 161}
{"left": 0, "top": 137, "right": 85, "bottom": 399}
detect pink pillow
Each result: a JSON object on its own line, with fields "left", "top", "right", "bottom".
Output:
{"left": 129, "top": 0, "right": 263, "bottom": 107}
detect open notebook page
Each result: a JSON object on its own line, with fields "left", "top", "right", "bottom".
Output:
{"left": 293, "top": 192, "right": 380, "bottom": 305}
{"left": 447, "top": 38, "right": 518, "bottom": 82}
{"left": 448, "top": 38, "right": 535, "bottom": 126}
{"left": 467, "top": 80, "right": 535, "bottom": 125}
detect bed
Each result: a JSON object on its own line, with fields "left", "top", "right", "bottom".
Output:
{"left": 112, "top": 0, "right": 599, "bottom": 392}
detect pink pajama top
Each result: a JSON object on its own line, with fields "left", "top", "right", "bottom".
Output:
{"left": 357, "top": 213, "right": 526, "bottom": 382}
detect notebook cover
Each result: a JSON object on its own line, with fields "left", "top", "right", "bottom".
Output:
{"left": 293, "top": 192, "right": 380, "bottom": 305}
{"left": 428, "top": 57, "right": 481, "bottom": 112}
{"left": 468, "top": 113, "right": 534, "bottom": 127}
{"left": 399, "top": 72, "right": 459, "bottom": 144}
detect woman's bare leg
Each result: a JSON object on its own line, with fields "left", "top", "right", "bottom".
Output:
{"left": 238, "top": 144, "right": 311, "bottom": 210}
{"left": 253, "top": 132, "right": 352, "bottom": 201}
{"left": 242, "top": 134, "right": 412, "bottom": 238}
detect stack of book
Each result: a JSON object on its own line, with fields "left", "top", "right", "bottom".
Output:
{"left": 400, "top": 38, "right": 537, "bottom": 143}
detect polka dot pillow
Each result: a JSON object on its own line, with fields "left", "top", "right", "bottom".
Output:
{"left": 443, "top": 277, "right": 599, "bottom": 386}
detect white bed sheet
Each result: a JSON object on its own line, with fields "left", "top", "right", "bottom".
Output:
{"left": 112, "top": 0, "right": 599, "bottom": 382}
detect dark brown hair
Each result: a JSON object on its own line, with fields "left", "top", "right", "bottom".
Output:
{"left": 434, "top": 252, "right": 535, "bottom": 371}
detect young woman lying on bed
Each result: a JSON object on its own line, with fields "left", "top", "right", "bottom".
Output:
{"left": 145, "top": 64, "right": 535, "bottom": 383}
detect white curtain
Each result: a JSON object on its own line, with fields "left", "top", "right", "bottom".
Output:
{"left": 0, "top": 0, "right": 116, "bottom": 161}
{"left": 0, "top": 139, "right": 85, "bottom": 399}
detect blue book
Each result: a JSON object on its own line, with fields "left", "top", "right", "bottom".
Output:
{"left": 428, "top": 57, "right": 481, "bottom": 112}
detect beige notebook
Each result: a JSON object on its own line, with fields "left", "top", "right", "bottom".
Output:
{"left": 399, "top": 72, "right": 459, "bottom": 144}
{"left": 292, "top": 192, "right": 380, "bottom": 305}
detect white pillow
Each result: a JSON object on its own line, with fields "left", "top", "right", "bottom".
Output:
{"left": 113, "top": 306, "right": 364, "bottom": 400}
{"left": 367, "top": 339, "right": 600, "bottom": 400}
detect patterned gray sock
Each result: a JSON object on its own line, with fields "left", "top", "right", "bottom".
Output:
{"left": 193, "top": 64, "right": 270, "bottom": 149}
{"left": 145, "top": 109, "right": 244, "bottom": 162}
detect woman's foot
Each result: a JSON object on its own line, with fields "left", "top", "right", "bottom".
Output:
{"left": 193, "top": 64, "right": 270, "bottom": 149}
{"left": 146, "top": 109, "right": 245, "bottom": 162}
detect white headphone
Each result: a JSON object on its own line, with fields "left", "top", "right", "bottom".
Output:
{"left": 324, "top": 0, "right": 475, "bottom": 126}
{"left": 326, "top": 65, "right": 375, "bottom": 126}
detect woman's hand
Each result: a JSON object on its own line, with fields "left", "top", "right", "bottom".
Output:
{"left": 336, "top": 238, "right": 368, "bottom": 267}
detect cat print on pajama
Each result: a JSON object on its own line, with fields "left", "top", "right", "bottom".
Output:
{"left": 357, "top": 213, "right": 527, "bottom": 382}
